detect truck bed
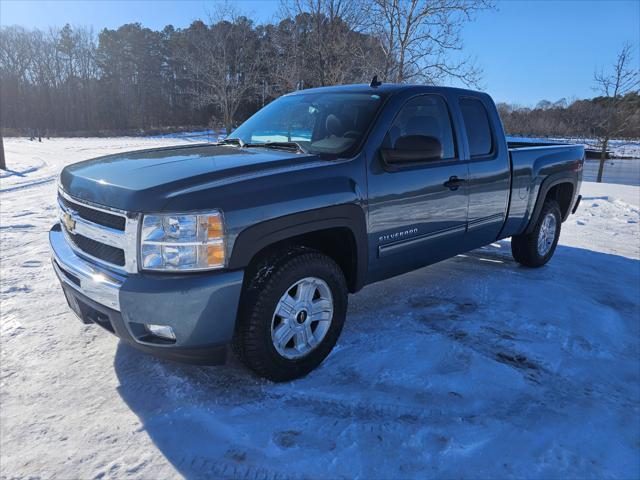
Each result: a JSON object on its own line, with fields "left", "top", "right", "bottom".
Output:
{"left": 508, "top": 139, "right": 605, "bottom": 159}
{"left": 502, "top": 143, "right": 585, "bottom": 238}
{"left": 507, "top": 140, "right": 571, "bottom": 149}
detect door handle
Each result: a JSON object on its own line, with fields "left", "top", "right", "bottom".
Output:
{"left": 444, "top": 176, "right": 465, "bottom": 191}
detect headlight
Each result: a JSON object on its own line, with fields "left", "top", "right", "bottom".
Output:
{"left": 140, "top": 211, "right": 225, "bottom": 271}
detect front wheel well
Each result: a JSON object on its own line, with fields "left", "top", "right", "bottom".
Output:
{"left": 244, "top": 227, "right": 360, "bottom": 293}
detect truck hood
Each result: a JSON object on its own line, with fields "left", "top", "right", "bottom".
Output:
{"left": 59, "top": 144, "right": 320, "bottom": 211}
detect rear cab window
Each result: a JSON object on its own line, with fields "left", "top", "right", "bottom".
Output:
{"left": 459, "top": 97, "right": 494, "bottom": 157}
{"left": 383, "top": 95, "right": 457, "bottom": 160}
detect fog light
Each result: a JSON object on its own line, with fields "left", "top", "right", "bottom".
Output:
{"left": 145, "top": 324, "right": 176, "bottom": 341}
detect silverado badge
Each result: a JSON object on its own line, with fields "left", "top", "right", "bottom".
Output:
{"left": 62, "top": 212, "right": 76, "bottom": 233}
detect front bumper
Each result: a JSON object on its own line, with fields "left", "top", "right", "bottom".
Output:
{"left": 49, "top": 224, "right": 244, "bottom": 365}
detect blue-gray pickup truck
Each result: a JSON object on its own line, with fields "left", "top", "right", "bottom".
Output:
{"left": 50, "top": 82, "right": 584, "bottom": 381}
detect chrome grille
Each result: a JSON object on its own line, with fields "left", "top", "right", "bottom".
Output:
{"left": 59, "top": 195, "right": 125, "bottom": 231}
{"left": 57, "top": 189, "right": 139, "bottom": 273}
{"left": 66, "top": 232, "right": 126, "bottom": 266}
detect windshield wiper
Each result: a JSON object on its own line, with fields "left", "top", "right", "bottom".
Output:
{"left": 244, "top": 141, "right": 308, "bottom": 154}
{"left": 219, "top": 137, "right": 245, "bottom": 147}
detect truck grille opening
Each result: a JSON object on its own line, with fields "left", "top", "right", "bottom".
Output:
{"left": 60, "top": 196, "right": 125, "bottom": 231}
{"left": 67, "top": 232, "right": 126, "bottom": 266}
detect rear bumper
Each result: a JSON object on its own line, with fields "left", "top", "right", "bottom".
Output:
{"left": 49, "top": 224, "right": 244, "bottom": 365}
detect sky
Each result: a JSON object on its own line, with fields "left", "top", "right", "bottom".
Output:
{"left": 1, "top": 0, "right": 638, "bottom": 105}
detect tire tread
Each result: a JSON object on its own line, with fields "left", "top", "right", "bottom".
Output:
{"left": 233, "top": 247, "right": 347, "bottom": 381}
{"left": 511, "top": 199, "right": 562, "bottom": 268}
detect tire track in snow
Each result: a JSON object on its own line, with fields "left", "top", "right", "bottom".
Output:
{"left": 409, "top": 304, "right": 639, "bottom": 413}
{"left": 0, "top": 175, "right": 57, "bottom": 193}
{"left": 177, "top": 455, "right": 301, "bottom": 480}
{"left": 258, "top": 391, "right": 449, "bottom": 425}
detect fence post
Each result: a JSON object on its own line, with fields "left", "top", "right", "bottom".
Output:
{"left": 0, "top": 133, "right": 5, "bottom": 171}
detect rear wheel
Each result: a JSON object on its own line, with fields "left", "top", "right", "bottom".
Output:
{"left": 233, "top": 248, "right": 348, "bottom": 382}
{"left": 511, "top": 199, "right": 562, "bottom": 267}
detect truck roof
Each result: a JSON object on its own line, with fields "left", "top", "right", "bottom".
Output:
{"left": 286, "top": 82, "right": 485, "bottom": 98}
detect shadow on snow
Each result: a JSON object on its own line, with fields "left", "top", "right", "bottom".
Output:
{"left": 114, "top": 241, "right": 640, "bottom": 479}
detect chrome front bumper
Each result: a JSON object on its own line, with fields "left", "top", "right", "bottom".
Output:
{"left": 50, "top": 222, "right": 245, "bottom": 365}
{"left": 50, "top": 224, "right": 124, "bottom": 311}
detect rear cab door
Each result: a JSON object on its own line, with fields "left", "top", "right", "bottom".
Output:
{"left": 365, "top": 89, "right": 470, "bottom": 281}
{"left": 456, "top": 93, "right": 511, "bottom": 249}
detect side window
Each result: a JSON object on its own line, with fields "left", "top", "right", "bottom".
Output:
{"left": 384, "top": 95, "right": 456, "bottom": 160}
{"left": 459, "top": 97, "right": 493, "bottom": 157}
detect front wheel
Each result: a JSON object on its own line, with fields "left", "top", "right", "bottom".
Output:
{"left": 511, "top": 199, "right": 562, "bottom": 268}
{"left": 233, "top": 248, "right": 348, "bottom": 382}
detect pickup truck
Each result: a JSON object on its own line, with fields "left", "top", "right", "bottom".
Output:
{"left": 50, "top": 82, "right": 584, "bottom": 381}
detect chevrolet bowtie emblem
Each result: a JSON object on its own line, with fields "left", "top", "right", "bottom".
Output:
{"left": 62, "top": 212, "right": 76, "bottom": 232}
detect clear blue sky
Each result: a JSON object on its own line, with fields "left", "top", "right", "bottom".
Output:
{"left": 1, "top": 0, "right": 638, "bottom": 105}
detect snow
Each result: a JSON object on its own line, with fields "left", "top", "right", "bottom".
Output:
{"left": 0, "top": 137, "right": 196, "bottom": 193}
{"left": 1, "top": 138, "right": 639, "bottom": 479}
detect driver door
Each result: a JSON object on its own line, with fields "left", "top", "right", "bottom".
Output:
{"left": 367, "top": 94, "right": 469, "bottom": 281}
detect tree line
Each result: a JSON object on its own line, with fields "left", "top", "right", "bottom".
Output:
{"left": 500, "top": 43, "right": 638, "bottom": 181}
{"left": 0, "top": 0, "right": 491, "bottom": 136}
{"left": 498, "top": 92, "right": 639, "bottom": 140}
{"left": 1, "top": 0, "right": 637, "bottom": 146}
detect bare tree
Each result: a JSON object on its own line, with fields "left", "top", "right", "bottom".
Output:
{"left": 280, "top": 0, "right": 377, "bottom": 87}
{"left": 593, "top": 43, "right": 639, "bottom": 182}
{"left": 182, "top": 9, "right": 262, "bottom": 133}
{"left": 261, "top": 19, "right": 307, "bottom": 95}
{"left": 2, "top": 3, "right": 502, "bottom": 135}
{"left": 0, "top": 26, "right": 36, "bottom": 130}
{"left": 365, "top": 0, "right": 492, "bottom": 85}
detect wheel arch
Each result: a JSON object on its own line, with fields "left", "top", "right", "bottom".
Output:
{"left": 228, "top": 204, "right": 368, "bottom": 293}
{"left": 525, "top": 174, "right": 576, "bottom": 235}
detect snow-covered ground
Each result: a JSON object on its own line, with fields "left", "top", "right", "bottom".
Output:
{"left": 0, "top": 137, "right": 196, "bottom": 193}
{"left": 1, "top": 138, "right": 639, "bottom": 479}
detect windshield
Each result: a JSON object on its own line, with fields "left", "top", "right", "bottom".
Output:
{"left": 228, "top": 92, "right": 386, "bottom": 156}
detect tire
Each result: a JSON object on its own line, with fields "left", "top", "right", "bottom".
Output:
{"left": 511, "top": 199, "right": 562, "bottom": 268}
{"left": 233, "top": 247, "right": 348, "bottom": 382}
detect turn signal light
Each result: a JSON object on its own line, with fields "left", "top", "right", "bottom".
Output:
{"left": 207, "top": 243, "right": 225, "bottom": 267}
{"left": 208, "top": 214, "right": 224, "bottom": 238}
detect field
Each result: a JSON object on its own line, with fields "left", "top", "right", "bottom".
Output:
{"left": 1, "top": 137, "right": 639, "bottom": 479}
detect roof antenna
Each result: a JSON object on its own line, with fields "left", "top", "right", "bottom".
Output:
{"left": 370, "top": 75, "right": 382, "bottom": 88}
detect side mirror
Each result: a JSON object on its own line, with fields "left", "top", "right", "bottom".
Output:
{"left": 380, "top": 135, "right": 443, "bottom": 167}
